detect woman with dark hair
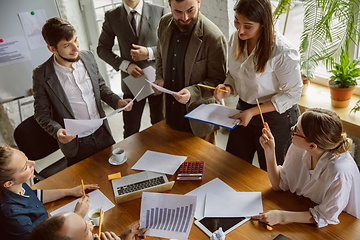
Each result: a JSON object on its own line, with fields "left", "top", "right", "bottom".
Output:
{"left": 0, "top": 145, "right": 98, "bottom": 240}
{"left": 214, "top": 0, "right": 302, "bottom": 170}
{"left": 253, "top": 108, "right": 360, "bottom": 227}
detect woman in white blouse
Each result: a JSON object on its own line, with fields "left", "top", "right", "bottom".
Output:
{"left": 253, "top": 108, "right": 360, "bottom": 227}
{"left": 214, "top": 0, "right": 303, "bottom": 170}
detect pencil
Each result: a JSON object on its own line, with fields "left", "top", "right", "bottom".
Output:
{"left": 256, "top": 98, "right": 266, "bottom": 129}
{"left": 81, "top": 179, "right": 86, "bottom": 198}
{"left": 98, "top": 208, "right": 103, "bottom": 236}
{"left": 198, "top": 84, "right": 228, "bottom": 92}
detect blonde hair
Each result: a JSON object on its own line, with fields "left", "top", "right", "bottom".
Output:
{"left": 0, "top": 145, "right": 15, "bottom": 196}
{"left": 301, "top": 108, "right": 352, "bottom": 154}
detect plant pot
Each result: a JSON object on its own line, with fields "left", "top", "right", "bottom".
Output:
{"left": 329, "top": 81, "right": 356, "bottom": 108}
{"left": 301, "top": 77, "right": 310, "bottom": 96}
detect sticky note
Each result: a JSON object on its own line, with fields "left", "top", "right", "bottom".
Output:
{"left": 266, "top": 225, "right": 273, "bottom": 231}
{"left": 108, "top": 172, "right": 122, "bottom": 181}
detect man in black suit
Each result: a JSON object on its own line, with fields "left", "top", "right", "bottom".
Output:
{"left": 97, "top": 0, "right": 165, "bottom": 138}
{"left": 33, "top": 17, "right": 133, "bottom": 166}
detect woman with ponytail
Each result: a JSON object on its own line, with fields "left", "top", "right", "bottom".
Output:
{"left": 253, "top": 108, "right": 360, "bottom": 227}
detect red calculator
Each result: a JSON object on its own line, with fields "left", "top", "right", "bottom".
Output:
{"left": 176, "top": 162, "right": 205, "bottom": 181}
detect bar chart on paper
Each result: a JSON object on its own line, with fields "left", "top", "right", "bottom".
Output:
{"left": 140, "top": 192, "right": 197, "bottom": 240}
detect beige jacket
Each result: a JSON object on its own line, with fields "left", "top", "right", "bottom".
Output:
{"left": 156, "top": 12, "right": 227, "bottom": 137}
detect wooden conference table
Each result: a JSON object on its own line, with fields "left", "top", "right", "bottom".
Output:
{"left": 33, "top": 121, "right": 360, "bottom": 240}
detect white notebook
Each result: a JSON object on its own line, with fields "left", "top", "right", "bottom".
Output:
{"left": 184, "top": 104, "right": 241, "bottom": 129}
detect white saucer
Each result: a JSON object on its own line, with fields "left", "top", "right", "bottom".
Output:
{"left": 108, "top": 155, "right": 127, "bottom": 165}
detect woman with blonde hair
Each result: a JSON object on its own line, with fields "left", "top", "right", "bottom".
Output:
{"left": 253, "top": 108, "right": 360, "bottom": 227}
{"left": 0, "top": 145, "right": 99, "bottom": 239}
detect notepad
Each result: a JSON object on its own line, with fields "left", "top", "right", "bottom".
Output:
{"left": 184, "top": 104, "right": 241, "bottom": 129}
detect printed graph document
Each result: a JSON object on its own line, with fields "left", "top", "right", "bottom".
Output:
{"left": 50, "top": 189, "right": 115, "bottom": 219}
{"left": 123, "top": 66, "right": 155, "bottom": 101}
{"left": 64, "top": 86, "right": 144, "bottom": 136}
{"left": 131, "top": 150, "right": 187, "bottom": 175}
{"left": 204, "top": 192, "right": 263, "bottom": 217}
{"left": 140, "top": 192, "right": 197, "bottom": 240}
{"left": 146, "top": 79, "right": 177, "bottom": 95}
{"left": 186, "top": 178, "right": 236, "bottom": 219}
{"left": 184, "top": 104, "right": 241, "bottom": 129}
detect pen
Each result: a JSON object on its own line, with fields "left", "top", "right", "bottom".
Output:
{"left": 198, "top": 84, "right": 228, "bottom": 92}
{"left": 256, "top": 98, "right": 266, "bottom": 129}
{"left": 81, "top": 179, "right": 86, "bottom": 198}
{"left": 99, "top": 208, "right": 103, "bottom": 236}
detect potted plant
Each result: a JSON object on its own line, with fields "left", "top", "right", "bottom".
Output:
{"left": 328, "top": 48, "right": 360, "bottom": 108}
{"left": 273, "top": 0, "right": 360, "bottom": 89}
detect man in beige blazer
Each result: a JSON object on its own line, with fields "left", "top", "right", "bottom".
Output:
{"left": 154, "top": 0, "right": 227, "bottom": 143}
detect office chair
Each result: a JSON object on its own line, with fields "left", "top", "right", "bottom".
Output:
{"left": 13, "top": 115, "right": 67, "bottom": 183}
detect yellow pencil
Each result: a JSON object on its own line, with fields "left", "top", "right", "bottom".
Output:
{"left": 198, "top": 84, "right": 228, "bottom": 92}
{"left": 81, "top": 179, "right": 86, "bottom": 197}
{"left": 256, "top": 98, "right": 266, "bottom": 129}
{"left": 98, "top": 208, "right": 103, "bottom": 236}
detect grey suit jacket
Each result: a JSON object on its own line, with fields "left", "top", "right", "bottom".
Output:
{"left": 97, "top": 2, "right": 165, "bottom": 95}
{"left": 156, "top": 12, "right": 227, "bottom": 137}
{"left": 32, "top": 50, "right": 121, "bottom": 158}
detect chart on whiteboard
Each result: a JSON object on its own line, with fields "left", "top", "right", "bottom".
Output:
{"left": 140, "top": 192, "right": 197, "bottom": 240}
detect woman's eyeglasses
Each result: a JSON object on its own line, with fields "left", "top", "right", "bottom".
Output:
{"left": 292, "top": 124, "right": 306, "bottom": 139}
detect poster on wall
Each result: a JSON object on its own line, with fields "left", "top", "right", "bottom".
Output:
{"left": 18, "top": 9, "right": 47, "bottom": 49}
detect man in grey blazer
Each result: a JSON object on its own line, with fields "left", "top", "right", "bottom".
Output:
{"left": 33, "top": 18, "right": 133, "bottom": 166}
{"left": 97, "top": 0, "right": 165, "bottom": 138}
{"left": 154, "top": 0, "right": 227, "bottom": 144}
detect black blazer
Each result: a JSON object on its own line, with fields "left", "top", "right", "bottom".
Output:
{"left": 97, "top": 2, "right": 165, "bottom": 95}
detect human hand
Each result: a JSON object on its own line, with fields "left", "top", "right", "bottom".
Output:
{"left": 259, "top": 122, "right": 275, "bottom": 153}
{"left": 119, "top": 220, "right": 146, "bottom": 240}
{"left": 172, "top": 88, "right": 190, "bottom": 104}
{"left": 74, "top": 196, "right": 90, "bottom": 218}
{"left": 94, "top": 232, "right": 121, "bottom": 240}
{"left": 152, "top": 79, "right": 164, "bottom": 94}
{"left": 130, "top": 44, "right": 149, "bottom": 61}
{"left": 70, "top": 184, "right": 100, "bottom": 197}
{"left": 252, "top": 210, "right": 285, "bottom": 226}
{"left": 127, "top": 63, "right": 144, "bottom": 78}
{"left": 214, "top": 84, "right": 232, "bottom": 102}
{"left": 230, "top": 108, "right": 256, "bottom": 127}
{"left": 118, "top": 99, "right": 133, "bottom": 111}
{"left": 57, "top": 128, "right": 76, "bottom": 144}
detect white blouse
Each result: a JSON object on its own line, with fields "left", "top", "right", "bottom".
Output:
{"left": 224, "top": 30, "right": 303, "bottom": 114}
{"left": 279, "top": 144, "right": 360, "bottom": 228}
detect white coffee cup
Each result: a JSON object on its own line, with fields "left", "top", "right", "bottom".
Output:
{"left": 111, "top": 148, "right": 126, "bottom": 164}
{"left": 87, "top": 208, "right": 104, "bottom": 227}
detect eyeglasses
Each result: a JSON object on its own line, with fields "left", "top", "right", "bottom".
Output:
{"left": 292, "top": 124, "right": 306, "bottom": 139}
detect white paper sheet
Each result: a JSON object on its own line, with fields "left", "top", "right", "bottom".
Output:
{"left": 123, "top": 66, "right": 156, "bottom": 101}
{"left": 184, "top": 103, "right": 241, "bottom": 129}
{"left": 186, "top": 178, "right": 236, "bottom": 219}
{"left": 204, "top": 192, "right": 263, "bottom": 217}
{"left": 0, "top": 36, "right": 31, "bottom": 67}
{"left": 50, "top": 189, "right": 115, "bottom": 219}
{"left": 64, "top": 86, "right": 144, "bottom": 136}
{"left": 18, "top": 9, "right": 47, "bottom": 49}
{"left": 146, "top": 80, "right": 177, "bottom": 95}
{"left": 131, "top": 150, "right": 187, "bottom": 175}
{"left": 140, "top": 192, "right": 197, "bottom": 240}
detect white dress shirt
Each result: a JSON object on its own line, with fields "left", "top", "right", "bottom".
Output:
{"left": 279, "top": 144, "right": 360, "bottom": 228}
{"left": 224, "top": 30, "right": 303, "bottom": 114}
{"left": 119, "top": 0, "right": 154, "bottom": 72}
{"left": 53, "top": 56, "right": 101, "bottom": 137}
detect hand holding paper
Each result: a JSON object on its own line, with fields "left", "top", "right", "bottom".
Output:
{"left": 147, "top": 79, "right": 177, "bottom": 95}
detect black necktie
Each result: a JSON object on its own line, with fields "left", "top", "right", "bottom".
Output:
{"left": 130, "top": 11, "right": 137, "bottom": 36}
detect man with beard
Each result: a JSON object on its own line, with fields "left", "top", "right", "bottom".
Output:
{"left": 153, "top": 0, "right": 227, "bottom": 144}
{"left": 32, "top": 17, "right": 133, "bottom": 166}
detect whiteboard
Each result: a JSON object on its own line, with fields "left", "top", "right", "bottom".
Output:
{"left": 0, "top": 0, "right": 59, "bottom": 104}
